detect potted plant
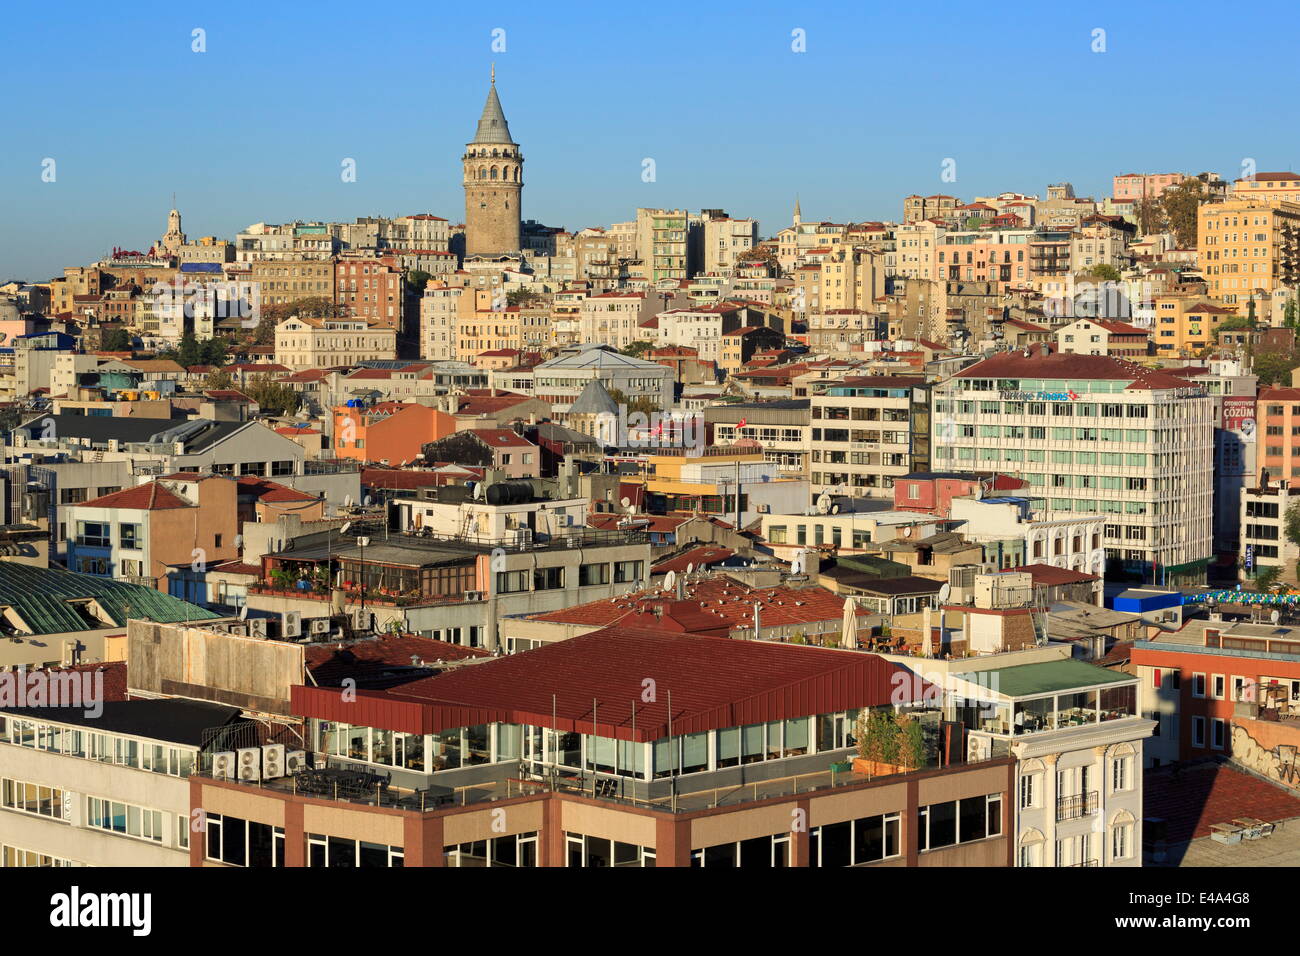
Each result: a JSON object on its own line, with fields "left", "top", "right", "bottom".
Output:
{"left": 898, "top": 716, "right": 927, "bottom": 770}
{"left": 853, "top": 709, "right": 906, "bottom": 777}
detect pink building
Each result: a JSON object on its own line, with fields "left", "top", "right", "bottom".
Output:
{"left": 1112, "top": 172, "right": 1188, "bottom": 202}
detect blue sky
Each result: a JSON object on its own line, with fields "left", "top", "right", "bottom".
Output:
{"left": 2, "top": 0, "right": 1296, "bottom": 280}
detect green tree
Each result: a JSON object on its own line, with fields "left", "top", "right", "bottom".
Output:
{"left": 1160, "top": 178, "right": 1207, "bottom": 248}
{"left": 1284, "top": 502, "right": 1300, "bottom": 552}
{"left": 1252, "top": 565, "right": 1281, "bottom": 591}
{"left": 242, "top": 376, "right": 301, "bottom": 416}
{"left": 620, "top": 340, "right": 657, "bottom": 358}
{"left": 506, "top": 289, "right": 544, "bottom": 308}
{"left": 406, "top": 269, "right": 432, "bottom": 293}
{"left": 1083, "top": 264, "right": 1121, "bottom": 282}
{"left": 1217, "top": 314, "right": 1255, "bottom": 333}
{"left": 102, "top": 328, "right": 133, "bottom": 352}
{"left": 1249, "top": 346, "right": 1300, "bottom": 386}
{"left": 1133, "top": 196, "right": 1166, "bottom": 236}
{"left": 204, "top": 368, "right": 235, "bottom": 391}
{"left": 898, "top": 717, "right": 927, "bottom": 770}
{"left": 607, "top": 387, "right": 660, "bottom": 416}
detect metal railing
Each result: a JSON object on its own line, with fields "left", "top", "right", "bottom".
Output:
{"left": 1056, "top": 790, "right": 1099, "bottom": 822}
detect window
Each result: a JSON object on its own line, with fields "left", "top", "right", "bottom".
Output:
{"left": 1192, "top": 716, "right": 1205, "bottom": 748}
{"left": 205, "top": 814, "right": 285, "bottom": 866}
{"left": 1112, "top": 823, "right": 1132, "bottom": 862}
{"left": 613, "top": 561, "right": 643, "bottom": 584}
{"left": 1019, "top": 773, "right": 1038, "bottom": 809}
{"left": 1211, "top": 718, "right": 1226, "bottom": 750}
{"left": 306, "top": 834, "right": 404, "bottom": 867}
{"left": 578, "top": 563, "right": 608, "bottom": 586}
{"left": 1192, "top": 673, "right": 1206, "bottom": 698}
{"left": 87, "top": 797, "right": 163, "bottom": 842}
{"left": 917, "top": 794, "right": 1001, "bottom": 852}
{"left": 1, "top": 779, "right": 63, "bottom": 819}
{"left": 118, "top": 523, "right": 141, "bottom": 550}
{"left": 1212, "top": 675, "right": 1225, "bottom": 700}
{"left": 1111, "top": 756, "right": 1131, "bottom": 792}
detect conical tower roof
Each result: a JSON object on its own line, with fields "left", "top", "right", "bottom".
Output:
{"left": 471, "top": 78, "right": 515, "bottom": 145}
{"left": 569, "top": 378, "right": 619, "bottom": 417}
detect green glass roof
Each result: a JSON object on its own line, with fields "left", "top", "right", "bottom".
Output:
{"left": 952, "top": 658, "right": 1134, "bottom": 699}
{"left": 0, "top": 563, "right": 219, "bottom": 635}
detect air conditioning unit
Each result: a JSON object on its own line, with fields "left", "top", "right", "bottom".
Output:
{"left": 248, "top": 618, "right": 268, "bottom": 639}
{"left": 282, "top": 610, "right": 302, "bottom": 638}
{"left": 227, "top": 624, "right": 248, "bottom": 637}
{"left": 212, "top": 751, "right": 237, "bottom": 780}
{"left": 756, "top": 503, "right": 771, "bottom": 513}
{"left": 967, "top": 735, "right": 990, "bottom": 762}
{"left": 61, "top": 791, "right": 77, "bottom": 823}
{"left": 352, "top": 609, "right": 373, "bottom": 631}
{"left": 236, "top": 747, "right": 262, "bottom": 782}
{"left": 261, "top": 743, "right": 286, "bottom": 779}
{"left": 308, "top": 618, "right": 331, "bottom": 636}
{"left": 284, "top": 750, "right": 308, "bottom": 774}
{"left": 464, "top": 590, "right": 485, "bottom": 602}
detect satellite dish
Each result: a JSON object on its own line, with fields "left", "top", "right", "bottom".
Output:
{"left": 831, "top": 504, "right": 840, "bottom": 514}
{"left": 685, "top": 563, "right": 695, "bottom": 576}
{"left": 790, "top": 553, "right": 804, "bottom": 575}
{"left": 664, "top": 570, "right": 677, "bottom": 591}
{"left": 816, "top": 494, "right": 832, "bottom": 515}
{"left": 902, "top": 526, "right": 912, "bottom": 537}
{"left": 364, "top": 495, "right": 374, "bottom": 507}
{"left": 343, "top": 494, "right": 353, "bottom": 508}
{"left": 1271, "top": 609, "right": 1281, "bottom": 625}
{"left": 474, "top": 482, "right": 486, "bottom": 500}
{"left": 238, "top": 606, "right": 248, "bottom": 620}
{"left": 620, "top": 497, "right": 631, "bottom": 509}
{"left": 340, "top": 521, "right": 353, "bottom": 534}
{"left": 938, "top": 583, "right": 952, "bottom": 604}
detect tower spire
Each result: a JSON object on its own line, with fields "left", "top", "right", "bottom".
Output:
{"left": 491, "top": 62, "right": 495, "bottom": 85}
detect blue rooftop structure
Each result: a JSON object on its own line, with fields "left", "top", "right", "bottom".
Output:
{"left": 179, "top": 262, "right": 224, "bottom": 273}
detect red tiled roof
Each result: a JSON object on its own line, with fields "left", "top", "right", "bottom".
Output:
{"left": 235, "top": 477, "right": 318, "bottom": 503}
{"left": 291, "top": 624, "right": 928, "bottom": 740}
{"left": 652, "top": 547, "right": 736, "bottom": 574}
{"left": 80, "top": 482, "right": 190, "bottom": 511}
{"left": 305, "top": 633, "right": 488, "bottom": 685}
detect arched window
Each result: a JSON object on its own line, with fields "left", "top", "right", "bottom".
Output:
{"left": 479, "top": 168, "right": 487, "bottom": 180}
{"left": 490, "top": 167, "right": 499, "bottom": 180}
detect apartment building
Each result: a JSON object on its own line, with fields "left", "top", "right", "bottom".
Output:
{"left": 931, "top": 349, "right": 1215, "bottom": 585}
{"left": 809, "top": 376, "right": 928, "bottom": 499}
{"left": 1198, "top": 199, "right": 1300, "bottom": 303}
{"left": 1133, "top": 617, "right": 1300, "bottom": 766}
{"left": 1112, "top": 172, "right": 1188, "bottom": 202}
{"left": 247, "top": 257, "right": 335, "bottom": 308}
{"left": 331, "top": 402, "right": 457, "bottom": 466}
{"left": 63, "top": 476, "right": 238, "bottom": 589}
{"left": 903, "top": 194, "right": 961, "bottom": 225}
{"left": 1151, "top": 293, "right": 1238, "bottom": 358}
{"left": 1239, "top": 479, "right": 1300, "bottom": 582}
{"left": 702, "top": 216, "right": 758, "bottom": 274}
{"left": 0, "top": 694, "right": 242, "bottom": 867}
{"left": 704, "top": 400, "right": 809, "bottom": 474}
{"left": 419, "top": 284, "right": 463, "bottom": 361}
{"left": 532, "top": 346, "right": 674, "bottom": 414}
{"left": 334, "top": 259, "right": 405, "bottom": 327}
{"left": 636, "top": 209, "right": 692, "bottom": 282}
{"left": 1055, "top": 318, "right": 1150, "bottom": 358}
{"left": 176, "top": 619, "right": 1014, "bottom": 867}
{"left": 1228, "top": 171, "right": 1300, "bottom": 204}
{"left": 274, "top": 316, "right": 397, "bottom": 369}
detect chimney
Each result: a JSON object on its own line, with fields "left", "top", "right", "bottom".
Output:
{"left": 921, "top": 606, "right": 933, "bottom": 656}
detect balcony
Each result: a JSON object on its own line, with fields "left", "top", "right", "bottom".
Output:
{"left": 1056, "top": 790, "right": 1099, "bottom": 822}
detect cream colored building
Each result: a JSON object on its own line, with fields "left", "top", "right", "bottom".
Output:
{"left": 275, "top": 315, "right": 397, "bottom": 369}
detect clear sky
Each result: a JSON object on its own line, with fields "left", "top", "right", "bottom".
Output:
{"left": 2, "top": 0, "right": 1296, "bottom": 281}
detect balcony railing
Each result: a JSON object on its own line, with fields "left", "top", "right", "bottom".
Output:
{"left": 1056, "top": 790, "right": 1099, "bottom": 822}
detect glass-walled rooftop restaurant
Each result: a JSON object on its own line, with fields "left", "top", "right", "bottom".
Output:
{"left": 311, "top": 709, "right": 866, "bottom": 782}
{"left": 947, "top": 667, "right": 1137, "bottom": 738}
